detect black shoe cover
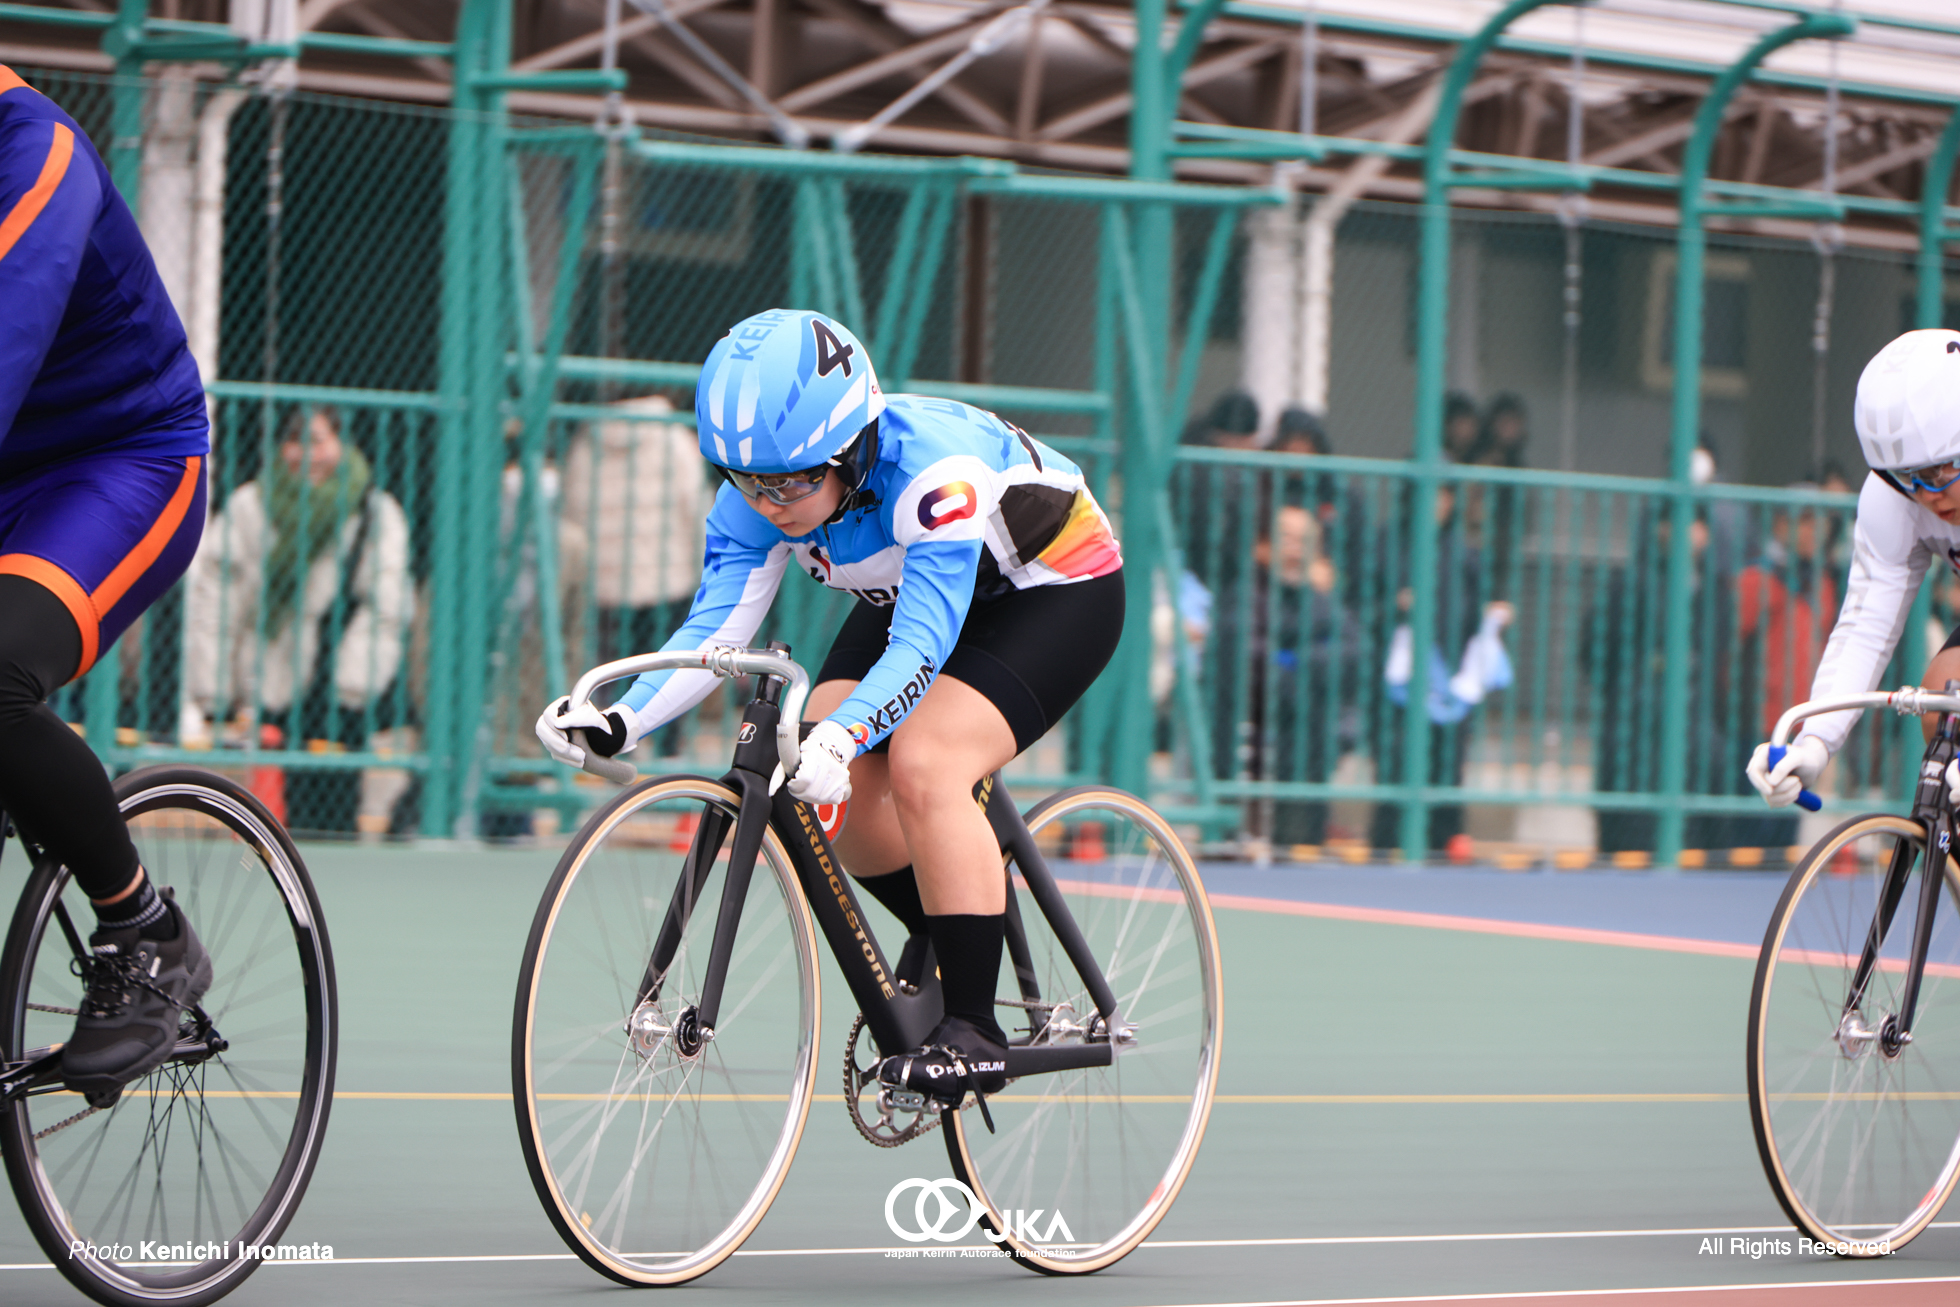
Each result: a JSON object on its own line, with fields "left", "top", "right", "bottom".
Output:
{"left": 877, "top": 1014, "right": 1010, "bottom": 1103}
{"left": 61, "top": 894, "right": 213, "bottom": 1100}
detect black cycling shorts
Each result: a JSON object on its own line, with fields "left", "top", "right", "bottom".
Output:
{"left": 816, "top": 569, "right": 1125, "bottom": 756}
{"left": 1942, "top": 621, "right": 1960, "bottom": 655}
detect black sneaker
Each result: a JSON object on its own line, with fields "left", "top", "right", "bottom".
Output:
{"left": 878, "top": 1015, "right": 1010, "bottom": 1104}
{"left": 61, "top": 894, "right": 213, "bottom": 1104}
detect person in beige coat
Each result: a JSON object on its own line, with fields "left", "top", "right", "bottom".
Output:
{"left": 559, "top": 393, "right": 707, "bottom": 754}
{"left": 179, "top": 407, "right": 415, "bottom": 831}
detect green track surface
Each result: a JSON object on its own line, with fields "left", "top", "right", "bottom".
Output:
{"left": 3, "top": 843, "right": 1956, "bottom": 1305}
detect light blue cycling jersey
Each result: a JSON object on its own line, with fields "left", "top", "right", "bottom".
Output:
{"left": 618, "top": 394, "right": 1122, "bottom": 754}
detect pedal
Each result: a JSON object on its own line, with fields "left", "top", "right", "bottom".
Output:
{"left": 883, "top": 1087, "right": 929, "bottom": 1114}
{"left": 83, "top": 1086, "right": 121, "bottom": 1110}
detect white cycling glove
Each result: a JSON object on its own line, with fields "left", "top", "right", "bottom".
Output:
{"left": 1746, "top": 735, "right": 1828, "bottom": 808}
{"left": 535, "top": 697, "right": 646, "bottom": 769}
{"left": 787, "top": 719, "right": 856, "bottom": 807}
{"left": 1945, "top": 758, "right": 1960, "bottom": 808}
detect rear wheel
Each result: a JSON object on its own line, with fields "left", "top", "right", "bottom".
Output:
{"left": 1748, "top": 812, "right": 1960, "bottom": 1253}
{"left": 944, "top": 786, "right": 1222, "bottom": 1274}
{"left": 0, "top": 767, "right": 336, "bottom": 1307}
{"left": 513, "top": 776, "right": 821, "bottom": 1285}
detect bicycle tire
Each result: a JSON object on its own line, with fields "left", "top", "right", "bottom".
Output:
{"left": 944, "top": 785, "right": 1222, "bottom": 1275}
{"left": 513, "top": 775, "right": 821, "bottom": 1286}
{"left": 1748, "top": 811, "right": 1960, "bottom": 1254}
{"left": 0, "top": 766, "right": 337, "bottom": 1307}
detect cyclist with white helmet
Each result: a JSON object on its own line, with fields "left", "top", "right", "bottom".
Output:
{"left": 1748, "top": 328, "right": 1960, "bottom": 809}
{"left": 537, "top": 308, "right": 1125, "bottom": 1101}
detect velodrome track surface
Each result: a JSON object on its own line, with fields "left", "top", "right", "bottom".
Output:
{"left": 4, "top": 848, "right": 1957, "bottom": 1306}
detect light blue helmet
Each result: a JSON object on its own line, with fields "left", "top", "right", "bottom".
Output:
{"left": 695, "top": 309, "right": 886, "bottom": 476}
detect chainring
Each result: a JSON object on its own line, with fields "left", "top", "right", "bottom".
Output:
{"left": 843, "top": 1013, "right": 942, "bottom": 1147}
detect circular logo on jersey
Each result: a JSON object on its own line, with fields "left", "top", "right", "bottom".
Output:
{"left": 917, "top": 482, "right": 978, "bottom": 530}
{"left": 847, "top": 722, "right": 871, "bottom": 749}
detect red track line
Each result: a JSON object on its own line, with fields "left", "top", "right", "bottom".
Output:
{"left": 1133, "top": 1276, "right": 1960, "bottom": 1306}
{"left": 1198, "top": 890, "right": 1765, "bottom": 960}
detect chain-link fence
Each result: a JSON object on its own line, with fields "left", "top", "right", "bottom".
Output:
{"left": 17, "top": 63, "right": 1950, "bottom": 858}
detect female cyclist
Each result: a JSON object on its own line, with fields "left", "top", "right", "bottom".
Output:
{"left": 1748, "top": 328, "right": 1960, "bottom": 809}
{"left": 537, "top": 309, "right": 1124, "bottom": 1101}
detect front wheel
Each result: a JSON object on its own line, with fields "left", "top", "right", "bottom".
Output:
{"left": 945, "top": 786, "right": 1223, "bottom": 1274}
{"left": 0, "top": 767, "right": 337, "bottom": 1307}
{"left": 513, "top": 776, "right": 821, "bottom": 1286}
{"left": 1748, "top": 811, "right": 1960, "bottom": 1254}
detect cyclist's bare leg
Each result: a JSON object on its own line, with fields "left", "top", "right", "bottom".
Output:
{"left": 807, "top": 674, "right": 1017, "bottom": 910}
{"left": 885, "top": 677, "right": 1016, "bottom": 916}
{"left": 1921, "top": 646, "right": 1960, "bottom": 741}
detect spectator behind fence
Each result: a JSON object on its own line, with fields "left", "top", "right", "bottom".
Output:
{"left": 1730, "top": 493, "right": 1839, "bottom": 852}
{"left": 1249, "top": 479, "right": 1360, "bottom": 849}
{"left": 180, "top": 406, "right": 415, "bottom": 833}
{"left": 1584, "top": 506, "right": 1734, "bottom": 855}
{"left": 1368, "top": 482, "right": 1496, "bottom": 855}
{"left": 1177, "top": 391, "right": 1264, "bottom": 782}
{"left": 1442, "top": 391, "right": 1479, "bottom": 462}
{"left": 559, "top": 394, "right": 706, "bottom": 753}
{"left": 1473, "top": 393, "right": 1530, "bottom": 596}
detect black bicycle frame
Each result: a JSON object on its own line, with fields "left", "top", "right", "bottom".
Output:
{"left": 1843, "top": 702, "right": 1958, "bottom": 1041}
{"left": 640, "top": 671, "right": 1119, "bottom": 1077}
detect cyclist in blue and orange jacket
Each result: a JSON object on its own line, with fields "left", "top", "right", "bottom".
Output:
{"left": 538, "top": 308, "right": 1125, "bottom": 1104}
{"left": 0, "top": 67, "right": 212, "bottom": 1102}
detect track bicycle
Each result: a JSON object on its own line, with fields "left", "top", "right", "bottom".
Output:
{"left": 1748, "top": 685, "right": 1960, "bottom": 1255}
{"left": 512, "top": 644, "right": 1223, "bottom": 1285}
{"left": 0, "top": 767, "right": 337, "bottom": 1307}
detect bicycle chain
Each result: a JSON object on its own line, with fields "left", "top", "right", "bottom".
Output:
{"left": 35, "top": 1104, "right": 98, "bottom": 1141}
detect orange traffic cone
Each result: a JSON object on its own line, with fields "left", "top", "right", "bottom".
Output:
{"left": 670, "top": 808, "right": 699, "bottom": 853}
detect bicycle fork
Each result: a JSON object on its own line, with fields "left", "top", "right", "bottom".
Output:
{"left": 1843, "top": 706, "right": 1958, "bottom": 1057}
{"left": 630, "top": 682, "right": 791, "bottom": 1059}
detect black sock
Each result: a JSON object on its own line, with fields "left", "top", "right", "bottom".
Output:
{"left": 95, "top": 875, "right": 171, "bottom": 938}
{"left": 853, "top": 865, "right": 928, "bottom": 937}
{"left": 925, "top": 912, "right": 1006, "bottom": 1045}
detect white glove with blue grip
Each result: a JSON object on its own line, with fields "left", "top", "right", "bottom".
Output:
{"left": 535, "top": 697, "right": 646, "bottom": 769}
{"left": 786, "top": 719, "right": 856, "bottom": 807}
{"left": 1745, "top": 735, "right": 1827, "bottom": 808}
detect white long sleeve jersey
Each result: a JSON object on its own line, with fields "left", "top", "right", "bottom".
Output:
{"left": 1800, "top": 472, "right": 1960, "bottom": 753}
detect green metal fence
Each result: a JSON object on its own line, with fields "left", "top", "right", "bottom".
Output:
{"left": 11, "top": 48, "right": 1957, "bottom": 858}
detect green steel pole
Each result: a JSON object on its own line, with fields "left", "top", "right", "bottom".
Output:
{"left": 84, "top": 0, "right": 152, "bottom": 757}
{"left": 1408, "top": 0, "right": 1567, "bottom": 858}
{"left": 453, "top": 0, "right": 515, "bottom": 837}
{"left": 1917, "top": 107, "right": 1960, "bottom": 329}
{"left": 428, "top": 1, "right": 490, "bottom": 834}
{"left": 1655, "top": 11, "right": 1855, "bottom": 866}
{"left": 1131, "top": 0, "right": 1167, "bottom": 182}
{"left": 105, "top": 0, "right": 147, "bottom": 203}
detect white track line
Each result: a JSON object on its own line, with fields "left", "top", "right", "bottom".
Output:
{"left": 4, "top": 1223, "right": 1956, "bottom": 1271}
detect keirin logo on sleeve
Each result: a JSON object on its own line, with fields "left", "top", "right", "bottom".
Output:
{"left": 883, "top": 1177, "right": 1074, "bottom": 1246}
{"left": 916, "top": 482, "right": 978, "bottom": 530}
